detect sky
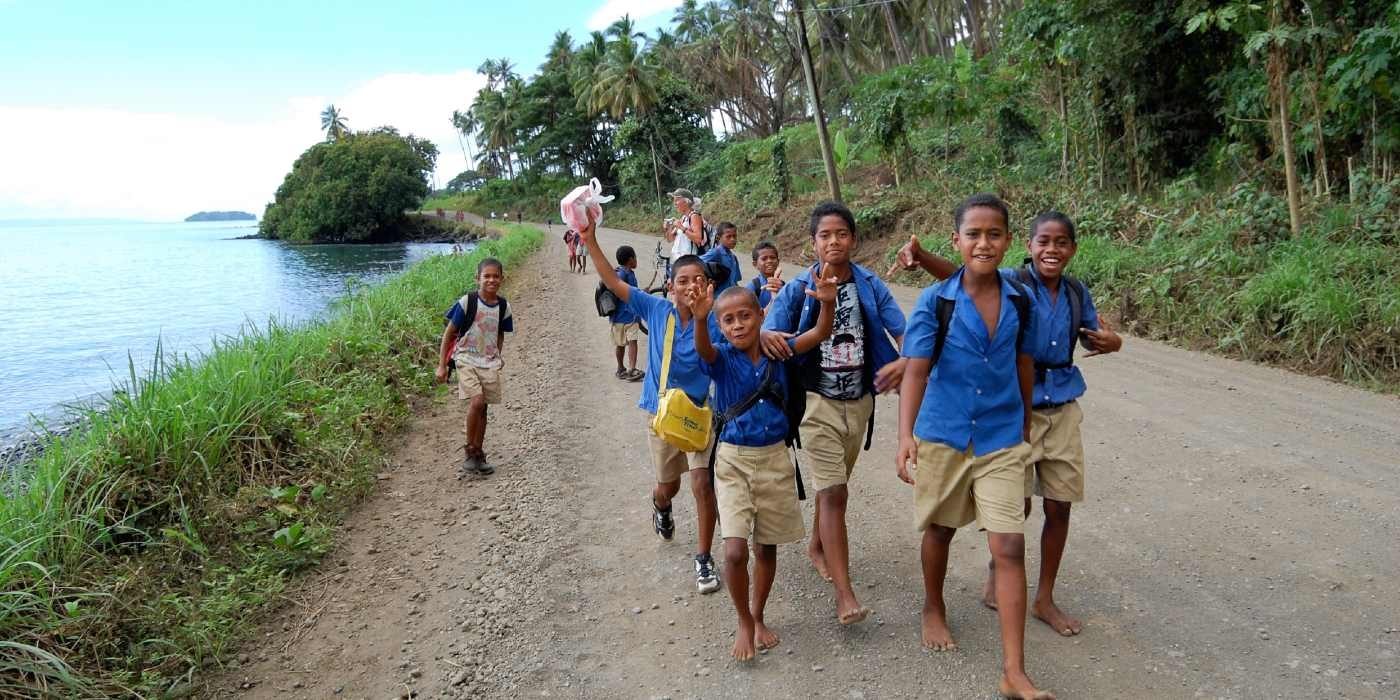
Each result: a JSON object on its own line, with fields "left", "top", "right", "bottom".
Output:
{"left": 0, "top": 0, "right": 681, "bottom": 221}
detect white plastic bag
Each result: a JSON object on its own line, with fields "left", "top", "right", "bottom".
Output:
{"left": 560, "top": 177, "right": 615, "bottom": 231}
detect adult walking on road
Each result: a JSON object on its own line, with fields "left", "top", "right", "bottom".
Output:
{"left": 760, "top": 201, "right": 907, "bottom": 625}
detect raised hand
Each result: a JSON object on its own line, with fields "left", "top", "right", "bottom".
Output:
{"left": 804, "top": 263, "right": 838, "bottom": 304}
{"left": 887, "top": 234, "right": 925, "bottom": 276}
{"left": 765, "top": 268, "right": 784, "bottom": 295}
{"left": 688, "top": 279, "right": 715, "bottom": 318}
{"left": 1080, "top": 317, "right": 1123, "bottom": 358}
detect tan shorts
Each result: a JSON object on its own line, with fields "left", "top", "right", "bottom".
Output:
{"left": 913, "top": 441, "right": 1031, "bottom": 534}
{"left": 610, "top": 321, "right": 640, "bottom": 347}
{"left": 646, "top": 415, "right": 715, "bottom": 483}
{"left": 456, "top": 364, "right": 503, "bottom": 404}
{"left": 715, "top": 442, "right": 805, "bottom": 545}
{"left": 1025, "top": 401, "right": 1086, "bottom": 502}
{"left": 799, "top": 392, "right": 874, "bottom": 492}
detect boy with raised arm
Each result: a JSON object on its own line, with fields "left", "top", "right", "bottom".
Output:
{"left": 579, "top": 211, "right": 722, "bottom": 595}
{"left": 895, "top": 193, "right": 1051, "bottom": 700}
{"left": 688, "top": 269, "right": 838, "bottom": 660}
{"left": 759, "top": 201, "right": 906, "bottom": 625}
{"left": 747, "top": 240, "right": 785, "bottom": 309}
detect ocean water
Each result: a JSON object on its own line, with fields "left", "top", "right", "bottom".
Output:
{"left": 0, "top": 219, "right": 452, "bottom": 438}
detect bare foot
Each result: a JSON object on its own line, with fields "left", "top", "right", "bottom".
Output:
{"left": 836, "top": 591, "right": 869, "bottom": 625}
{"left": 753, "top": 621, "right": 780, "bottom": 651}
{"left": 807, "top": 544, "right": 832, "bottom": 582}
{"left": 1032, "top": 599, "right": 1083, "bottom": 636}
{"left": 999, "top": 672, "right": 1054, "bottom": 699}
{"left": 920, "top": 603, "right": 957, "bottom": 651}
{"left": 732, "top": 620, "right": 756, "bottom": 662}
{"left": 982, "top": 563, "right": 998, "bottom": 610}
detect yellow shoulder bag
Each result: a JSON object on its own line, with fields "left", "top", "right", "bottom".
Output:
{"left": 651, "top": 313, "right": 713, "bottom": 452}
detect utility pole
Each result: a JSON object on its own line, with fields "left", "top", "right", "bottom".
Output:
{"left": 791, "top": 0, "right": 841, "bottom": 203}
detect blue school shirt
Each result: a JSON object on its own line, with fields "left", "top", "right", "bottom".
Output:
{"left": 625, "top": 289, "right": 711, "bottom": 415}
{"left": 701, "top": 245, "right": 743, "bottom": 293}
{"left": 747, "top": 276, "right": 774, "bottom": 308}
{"left": 902, "top": 268, "right": 1037, "bottom": 456}
{"left": 613, "top": 267, "right": 640, "bottom": 325}
{"left": 763, "top": 263, "right": 906, "bottom": 393}
{"left": 704, "top": 344, "right": 790, "bottom": 447}
{"left": 1005, "top": 267, "right": 1101, "bottom": 407}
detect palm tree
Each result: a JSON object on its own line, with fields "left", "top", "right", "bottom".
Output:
{"left": 320, "top": 104, "right": 348, "bottom": 141}
{"left": 588, "top": 34, "right": 664, "bottom": 205}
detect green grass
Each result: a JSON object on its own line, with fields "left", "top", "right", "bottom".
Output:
{"left": 0, "top": 224, "right": 543, "bottom": 696}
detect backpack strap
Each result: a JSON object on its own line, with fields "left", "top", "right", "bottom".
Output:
{"left": 749, "top": 276, "right": 764, "bottom": 297}
{"left": 707, "top": 361, "right": 806, "bottom": 500}
{"left": 929, "top": 295, "right": 957, "bottom": 367}
{"left": 460, "top": 292, "right": 479, "bottom": 327}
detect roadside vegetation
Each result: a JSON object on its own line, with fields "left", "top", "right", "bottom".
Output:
{"left": 0, "top": 225, "right": 541, "bottom": 696}
{"left": 436, "top": 0, "right": 1399, "bottom": 391}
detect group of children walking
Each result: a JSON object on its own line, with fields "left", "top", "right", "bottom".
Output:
{"left": 442, "top": 191, "right": 1122, "bottom": 700}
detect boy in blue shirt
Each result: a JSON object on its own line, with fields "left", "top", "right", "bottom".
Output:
{"left": 896, "top": 194, "right": 1051, "bottom": 700}
{"left": 611, "top": 245, "right": 644, "bottom": 382}
{"left": 760, "top": 201, "right": 907, "bottom": 626}
{"left": 700, "top": 222, "right": 743, "bottom": 293}
{"left": 746, "top": 240, "right": 784, "bottom": 309}
{"left": 688, "top": 269, "right": 838, "bottom": 661}
{"left": 892, "top": 212, "right": 1123, "bottom": 638}
{"left": 579, "top": 212, "right": 722, "bottom": 595}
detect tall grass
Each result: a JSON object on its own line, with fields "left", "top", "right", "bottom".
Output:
{"left": 0, "top": 225, "right": 542, "bottom": 696}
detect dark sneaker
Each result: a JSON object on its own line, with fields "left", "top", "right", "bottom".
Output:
{"left": 475, "top": 454, "right": 496, "bottom": 475}
{"left": 459, "top": 452, "right": 481, "bottom": 479}
{"left": 615, "top": 367, "right": 627, "bottom": 379}
{"left": 695, "top": 553, "right": 721, "bottom": 594}
{"left": 652, "top": 499, "right": 674, "bottom": 541}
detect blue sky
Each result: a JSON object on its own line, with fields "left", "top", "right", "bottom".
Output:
{"left": 0, "top": 0, "right": 678, "bottom": 220}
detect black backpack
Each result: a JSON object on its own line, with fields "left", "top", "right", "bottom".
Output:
{"left": 448, "top": 292, "right": 509, "bottom": 374}
{"left": 780, "top": 266, "right": 877, "bottom": 452}
{"left": 1014, "top": 261, "right": 1088, "bottom": 383}
{"left": 928, "top": 276, "right": 1032, "bottom": 366}
{"left": 595, "top": 279, "right": 621, "bottom": 318}
{"left": 706, "top": 360, "right": 806, "bottom": 501}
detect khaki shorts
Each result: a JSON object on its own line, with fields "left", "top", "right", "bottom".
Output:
{"left": 646, "top": 415, "right": 715, "bottom": 483}
{"left": 799, "top": 392, "right": 874, "bottom": 492}
{"left": 1025, "top": 401, "right": 1086, "bottom": 502}
{"left": 715, "top": 442, "right": 805, "bottom": 545}
{"left": 610, "top": 321, "right": 640, "bottom": 347}
{"left": 913, "top": 440, "right": 1031, "bottom": 534}
{"left": 456, "top": 364, "right": 503, "bottom": 404}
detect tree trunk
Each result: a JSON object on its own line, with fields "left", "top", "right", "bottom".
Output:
{"left": 792, "top": 0, "right": 842, "bottom": 202}
{"left": 818, "top": 11, "right": 859, "bottom": 88}
{"left": 1058, "top": 66, "right": 1069, "bottom": 180}
{"left": 1277, "top": 62, "right": 1303, "bottom": 238}
{"left": 648, "top": 128, "right": 664, "bottom": 209}
{"left": 964, "top": 0, "right": 988, "bottom": 57}
{"left": 882, "top": 2, "right": 911, "bottom": 65}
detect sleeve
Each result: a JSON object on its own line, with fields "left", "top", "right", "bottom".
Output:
{"left": 445, "top": 302, "right": 467, "bottom": 329}
{"left": 760, "top": 273, "right": 804, "bottom": 333}
{"left": 872, "top": 276, "right": 907, "bottom": 339}
{"left": 901, "top": 287, "right": 941, "bottom": 359}
{"left": 701, "top": 344, "right": 727, "bottom": 376}
{"left": 625, "top": 286, "right": 666, "bottom": 324}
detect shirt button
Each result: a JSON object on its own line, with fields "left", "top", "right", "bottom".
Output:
{"left": 975, "top": 389, "right": 982, "bottom": 395}
{"left": 1051, "top": 340, "right": 1058, "bottom": 346}
{"left": 971, "top": 419, "right": 977, "bottom": 426}
{"left": 1044, "top": 395, "right": 1050, "bottom": 401}
{"left": 983, "top": 357, "right": 989, "bottom": 363}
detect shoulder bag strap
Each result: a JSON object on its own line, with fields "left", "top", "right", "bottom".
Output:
{"left": 658, "top": 312, "right": 677, "bottom": 400}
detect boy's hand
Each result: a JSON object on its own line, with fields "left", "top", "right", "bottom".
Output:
{"left": 874, "top": 357, "right": 907, "bottom": 394}
{"left": 887, "top": 234, "right": 925, "bottom": 276}
{"left": 895, "top": 436, "right": 917, "bottom": 485}
{"left": 760, "top": 330, "right": 796, "bottom": 360}
{"left": 687, "top": 279, "right": 715, "bottom": 317}
{"left": 435, "top": 365, "right": 449, "bottom": 384}
{"left": 1081, "top": 317, "right": 1123, "bottom": 357}
{"left": 804, "top": 264, "right": 838, "bottom": 304}
{"left": 765, "top": 269, "right": 784, "bottom": 295}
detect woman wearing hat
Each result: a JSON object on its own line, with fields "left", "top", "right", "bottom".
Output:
{"left": 665, "top": 189, "right": 706, "bottom": 264}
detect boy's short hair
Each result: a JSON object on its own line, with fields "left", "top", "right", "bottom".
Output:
{"left": 953, "top": 193, "right": 1010, "bottom": 231}
{"left": 1029, "top": 210, "right": 1076, "bottom": 243}
{"left": 751, "top": 240, "right": 779, "bottom": 263}
{"left": 670, "top": 254, "right": 705, "bottom": 280}
{"left": 716, "top": 286, "right": 760, "bottom": 311}
{"left": 718, "top": 221, "right": 737, "bottom": 234}
{"left": 477, "top": 257, "right": 504, "bottom": 276}
{"left": 809, "top": 201, "right": 857, "bottom": 237}
{"left": 616, "top": 245, "right": 637, "bottom": 266}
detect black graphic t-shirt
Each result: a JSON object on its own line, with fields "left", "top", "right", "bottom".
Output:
{"left": 814, "top": 281, "right": 866, "bottom": 400}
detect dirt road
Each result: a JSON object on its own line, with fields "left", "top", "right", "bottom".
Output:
{"left": 210, "top": 222, "right": 1400, "bottom": 699}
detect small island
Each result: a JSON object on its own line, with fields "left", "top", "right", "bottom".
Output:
{"left": 186, "top": 211, "right": 255, "bottom": 222}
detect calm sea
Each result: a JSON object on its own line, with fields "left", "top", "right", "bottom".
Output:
{"left": 0, "top": 219, "right": 452, "bottom": 440}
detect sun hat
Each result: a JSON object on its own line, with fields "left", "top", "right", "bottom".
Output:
{"left": 666, "top": 188, "right": 695, "bottom": 202}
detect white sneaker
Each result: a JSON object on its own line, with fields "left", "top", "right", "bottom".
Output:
{"left": 694, "top": 553, "right": 720, "bottom": 594}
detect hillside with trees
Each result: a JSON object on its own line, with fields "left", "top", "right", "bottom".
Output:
{"left": 433, "top": 0, "right": 1399, "bottom": 391}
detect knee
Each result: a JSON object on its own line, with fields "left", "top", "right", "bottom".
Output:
{"left": 1043, "top": 499, "right": 1072, "bottom": 523}
{"left": 724, "top": 539, "right": 749, "bottom": 567}
{"left": 690, "top": 469, "right": 713, "bottom": 497}
{"left": 988, "top": 534, "right": 1026, "bottom": 563}
{"left": 818, "top": 485, "right": 849, "bottom": 511}
{"left": 469, "top": 396, "right": 487, "bottom": 413}
{"left": 656, "top": 480, "right": 681, "bottom": 499}
{"left": 753, "top": 543, "right": 776, "bottom": 562}
{"left": 926, "top": 524, "right": 956, "bottom": 545}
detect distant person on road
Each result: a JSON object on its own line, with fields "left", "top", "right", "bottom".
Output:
{"left": 892, "top": 209, "right": 1122, "bottom": 641}
{"left": 664, "top": 189, "right": 706, "bottom": 261}
{"left": 894, "top": 193, "right": 1050, "bottom": 700}
{"left": 436, "top": 258, "right": 514, "bottom": 478}
{"left": 690, "top": 273, "right": 837, "bottom": 661}
{"left": 516, "top": 211, "right": 523, "bottom": 225}
{"left": 700, "top": 222, "right": 742, "bottom": 294}
{"left": 747, "top": 240, "right": 784, "bottom": 309}
{"left": 575, "top": 239, "right": 588, "bottom": 274}
{"left": 564, "top": 229, "right": 579, "bottom": 273}
{"left": 759, "top": 201, "right": 907, "bottom": 626}
{"left": 611, "top": 245, "right": 644, "bottom": 382}
{"left": 579, "top": 209, "right": 722, "bottom": 596}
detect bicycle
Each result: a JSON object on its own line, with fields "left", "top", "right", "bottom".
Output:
{"left": 644, "top": 240, "right": 670, "bottom": 296}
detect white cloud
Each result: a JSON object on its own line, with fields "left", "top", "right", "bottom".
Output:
{"left": 586, "top": 0, "right": 684, "bottom": 31}
{"left": 0, "top": 70, "right": 486, "bottom": 221}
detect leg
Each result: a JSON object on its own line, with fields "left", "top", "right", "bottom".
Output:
{"left": 920, "top": 524, "right": 957, "bottom": 650}
{"left": 690, "top": 468, "right": 717, "bottom": 558}
{"left": 614, "top": 345, "right": 626, "bottom": 372}
{"left": 1032, "top": 499, "right": 1081, "bottom": 636}
{"left": 817, "top": 485, "right": 867, "bottom": 624}
{"left": 626, "top": 340, "right": 638, "bottom": 371}
{"left": 466, "top": 395, "right": 488, "bottom": 456}
{"left": 653, "top": 479, "right": 681, "bottom": 510}
{"left": 807, "top": 501, "right": 831, "bottom": 581}
{"left": 751, "top": 543, "right": 780, "bottom": 650}
{"left": 723, "top": 538, "right": 755, "bottom": 661}
{"left": 988, "top": 532, "right": 1052, "bottom": 699}
{"left": 984, "top": 497, "right": 1032, "bottom": 610}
